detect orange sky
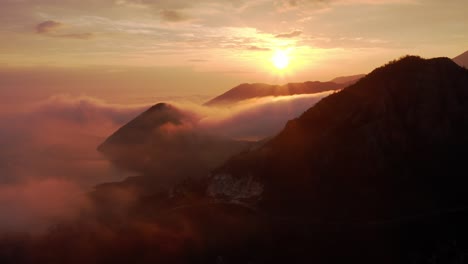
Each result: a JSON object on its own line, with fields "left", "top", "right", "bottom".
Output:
{"left": 0, "top": 0, "right": 467, "bottom": 105}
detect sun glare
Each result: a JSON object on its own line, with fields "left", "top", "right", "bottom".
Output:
{"left": 272, "top": 50, "right": 289, "bottom": 70}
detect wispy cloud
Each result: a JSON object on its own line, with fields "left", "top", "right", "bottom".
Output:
{"left": 0, "top": 95, "right": 147, "bottom": 232}
{"left": 160, "top": 9, "right": 191, "bottom": 22}
{"left": 275, "top": 30, "right": 303, "bottom": 38}
{"left": 36, "top": 20, "right": 63, "bottom": 34}
{"left": 35, "top": 20, "right": 95, "bottom": 40}
{"left": 246, "top": 45, "right": 271, "bottom": 51}
{"left": 188, "top": 59, "right": 210, "bottom": 62}
{"left": 57, "top": 33, "right": 95, "bottom": 40}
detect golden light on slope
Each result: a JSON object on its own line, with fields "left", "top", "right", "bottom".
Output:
{"left": 272, "top": 50, "right": 290, "bottom": 70}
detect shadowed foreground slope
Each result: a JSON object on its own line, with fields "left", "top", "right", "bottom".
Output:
{"left": 208, "top": 56, "right": 468, "bottom": 262}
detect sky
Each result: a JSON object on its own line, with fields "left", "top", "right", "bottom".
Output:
{"left": 0, "top": 0, "right": 467, "bottom": 106}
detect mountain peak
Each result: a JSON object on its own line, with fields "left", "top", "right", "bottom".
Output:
{"left": 146, "top": 102, "right": 171, "bottom": 112}
{"left": 97, "top": 102, "right": 184, "bottom": 151}
{"left": 364, "top": 55, "right": 457, "bottom": 79}
{"left": 453, "top": 49, "right": 468, "bottom": 68}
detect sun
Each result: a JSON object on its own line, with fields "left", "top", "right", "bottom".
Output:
{"left": 272, "top": 50, "right": 290, "bottom": 70}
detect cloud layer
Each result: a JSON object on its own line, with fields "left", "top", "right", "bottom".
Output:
{"left": 35, "top": 20, "right": 95, "bottom": 40}
{"left": 195, "top": 92, "right": 332, "bottom": 140}
{"left": 35, "top": 20, "right": 63, "bottom": 34}
{"left": 275, "top": 30, "right": 303, "bottom": 38}
{"left": 0, "top": 96, "right": 146, "bottom": 232}
{"left": 0, "top": 91, "right": 331, "bottom": 232}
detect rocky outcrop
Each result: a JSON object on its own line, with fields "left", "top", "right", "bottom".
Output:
{"left": 207, "top": 173, "right": 263, "bottom": 203}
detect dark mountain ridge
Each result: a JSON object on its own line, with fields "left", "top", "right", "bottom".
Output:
{"left": 204, "top": 80, "right": 352, "bottom": 106}
{"left": 329, "top": 73, "right": 366, "bottom": 84}
{"left": 212, "top": 56, "right": 468, "bottom": 220}
{"left": 198, "top": 56, "right": 468, "bottom": 262}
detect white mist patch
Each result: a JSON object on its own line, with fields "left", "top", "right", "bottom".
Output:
{"left": 191, "top": 92, "right": 332, "bottom": 140}
{"left": 0, "top": 95, "right": 149, "bottom": 232}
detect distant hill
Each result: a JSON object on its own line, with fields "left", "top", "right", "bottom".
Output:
{"left": 453, "top": 49, "right": 468, "bottom": 68}
{"left": 204, "top": 81, "right": 349, "bottom": 106}
{"left": 329, "top": 73, "right": 365, "bottom": 84}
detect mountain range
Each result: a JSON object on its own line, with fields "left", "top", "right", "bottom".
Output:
{"left": 98, "top": 53, "right": 468, "bottom": 263}
{"left": 2, "top": 50, "right": 468, "bottom": 263}
{"left": 95, "top": 51, "right": 468, "bottom": 263}
{"left": 329, "top": 73, "right": 366, "bottom": 84}
{"left": 204, "top": 79, "right": 360, "bottom": 106}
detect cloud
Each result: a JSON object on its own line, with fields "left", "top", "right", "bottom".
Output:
{"left": 246, "top": 45, "right": 271, "bottom": 51}
{"left": 0, "top": 90, "right": 333, "bottom": 234}
{"left": 187, "top": 59, "right": 209, "bottom": 62}
{"left": 35, "top": 20, "right": 95, "bottom": 40}
{"left": 88, "top": 91, "right": 332, "bottom": 233}
{"left": 0, "top": 90, "right": 336, "bottom": 263}
{"left": 0, "top": 95, "right": 146, "bottom": 185}
{"left": 194, "top": 92, "right": 332, "bottom": 140}
{"left": 0, "top": 179, "right": 90, "bottom": 233}
{"left": 116, "top": 0, "right": 253, "bottom": 10}
{"left": 36, "top": 20, "right": 63, "bottom": 34}
{"left": 275, "top": 30, "right": 303, "bottom": 38}
{"left": 274, "top": 0, "right": 327, "bottom": 12}
{"left": 133, "top": 91, "right": 332, "bottom": 142}
{"left": 56, "top": 32, "right": 95, "bottom": 40}
{"left": 160, "top": 9, "right": 190, "bottom": 22}
{"left": 275, "top": 0, "right": 417, "bottom": 13}
{"left": 0, "top": 95, "right": 147, "bottom": 232}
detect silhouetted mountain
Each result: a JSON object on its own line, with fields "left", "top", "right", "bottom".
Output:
{"left": 329, "top": 73, "right": 365, "bottom": 84}
{"left": 214, "top": 56, "right": 468, "bottom": 214}
{"left": 97, "top": 102, "right": 249, "bottom": 194}
{"left": 204, "top": 56, "right": 468, "bottom": 262}
{"left": 453, "top": 49, "right": 468, "bottom": 68}
{"left": 204, "top": 81, "right": 349, "bottom": 106}
{"left": 99, "top": 103, "right": 185, "bottom": 149}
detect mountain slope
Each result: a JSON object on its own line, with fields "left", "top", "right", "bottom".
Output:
{"left": 211, "top": 56, "right": 468, "bottom": 220}
{"left": 200, "top": 56, "right": 468, "bottom": 262}
{"left": 204, "top": 81, "right": 349, "bottom": 106}
{"left": 453, "top": 49, "right": 468, "bottom": 68}
{"left": 329, "top": 73, "right": 365, "bottom": 84}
